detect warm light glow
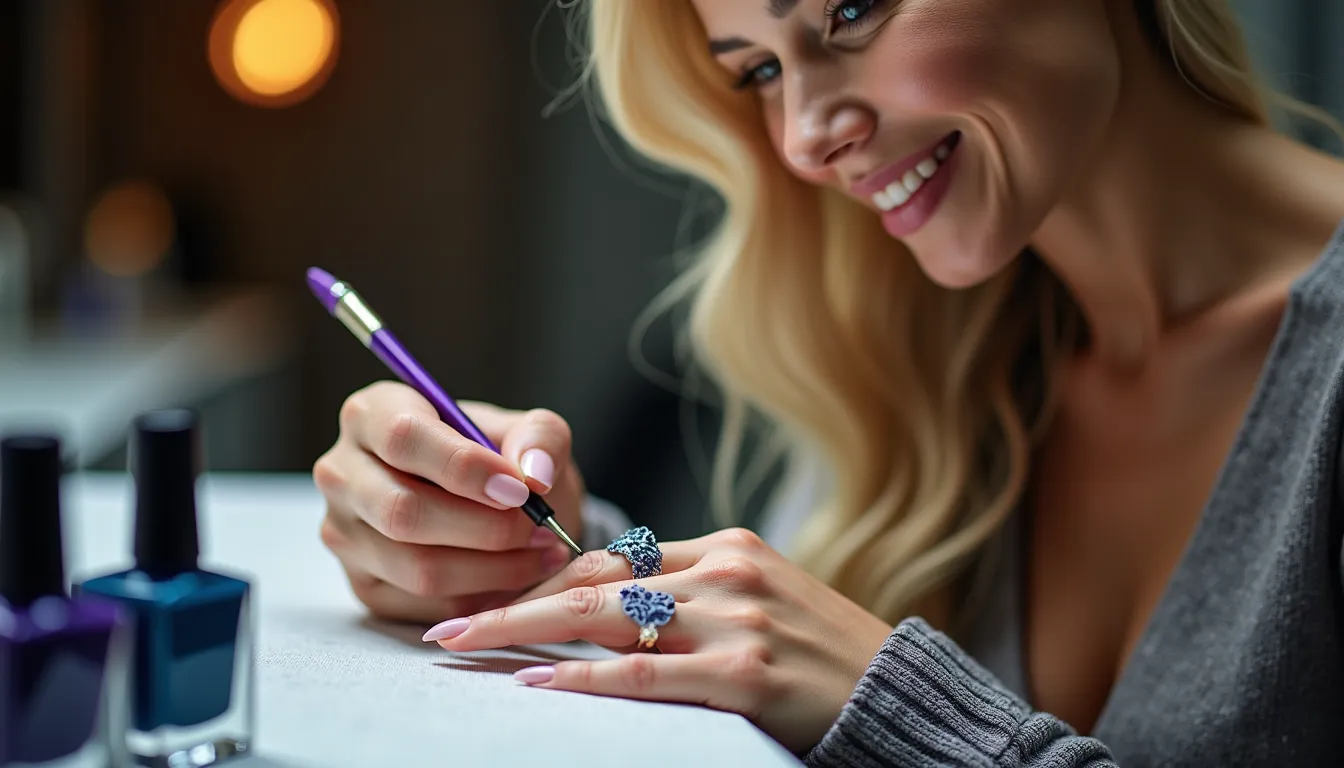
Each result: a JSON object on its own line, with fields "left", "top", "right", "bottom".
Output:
{"left": 84, "top": 181, "right": 175, "bottom": 278}
{"left": 234, "top": 0, "right": 334, "bottom": 95}
{"left": 208, "top": 0, "right": 339, "bottom": 108}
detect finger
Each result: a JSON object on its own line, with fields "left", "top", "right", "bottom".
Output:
{"left": 353, "top": 520, "right": 574, "bottom": 598}
{"left": 461, "top": 402, "right": 584, "bottom": 534}
{"left": 488, "top": 406, "right": 572, "bottom": 495}
{"left": 430, "top": 575, "right": 699, "bottom": 652}
{"left": 341, "top": 564, "right": 518, "bottom": 625}
{"left": 513, "top": 651, "right": 766, "bottom": 718}
{"left": 322, "top": 499, "right": 572, "bottom": 597}
{"left": 459, "top": 401, "right": 586, "bottom": 538}
{"left": 339, "top": 445, "right": 543, "bottom": 550}
{"left": 448, "top": 399, "right": 517, "bottom": 445}
{"left": 455, "top": 401, "right": 573, "bottom": 491}
{"left": 510, "top": 539, "right": 705, "bottom": 605}
{"left": 341, "top": 384, "right": 531, "bottom": 511}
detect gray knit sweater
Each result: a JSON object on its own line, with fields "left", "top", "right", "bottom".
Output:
{"left": 803, "top": 218, "right": 1344, "bottom": 767}
{"left": 580, "top": 220, "right": 1344, "bottom": 766}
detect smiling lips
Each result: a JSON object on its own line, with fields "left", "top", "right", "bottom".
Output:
{"left": 850, "top": 131, "right": 963, "bottom": 238}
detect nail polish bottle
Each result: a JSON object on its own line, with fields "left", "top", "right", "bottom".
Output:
{"left": 77, "top": 410, "right": 254, "bottom": 767}
{"left": 0, "top": 435, "right": 125, "bottom": 768}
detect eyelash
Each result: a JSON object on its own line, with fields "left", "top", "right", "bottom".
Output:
{"left": 732, "top": 0, "right": 889, "bottom": 90}
{"left": 734, "top": 60, "right": 781, "bottom": 90}
{"left": 823, "top": 0, "right": 884, "bottom": 31}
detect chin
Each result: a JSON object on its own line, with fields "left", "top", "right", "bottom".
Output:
{"left": 908, "top": 240, "right": 1019, "bottom": 289}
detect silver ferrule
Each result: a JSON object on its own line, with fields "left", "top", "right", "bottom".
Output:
{"left": 330, "top": 281, "right": 383, "bottom": 346}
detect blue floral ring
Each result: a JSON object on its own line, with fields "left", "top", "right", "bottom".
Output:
{"left": 619, "top": 583, "right": 675, "bottom": 649}
{"left": 606, "top": 526, "right": 662, "bottom": 579}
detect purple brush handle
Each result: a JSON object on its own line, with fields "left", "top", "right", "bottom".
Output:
{"left": 305, "top": 266, "right": 580, "bottom": 547}
{"left": 369, "top": 328, "right": 499, "bottom": 453}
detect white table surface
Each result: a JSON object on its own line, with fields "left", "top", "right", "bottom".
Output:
{"left": 62, "top": 472, "right": 803, "bottom": 768}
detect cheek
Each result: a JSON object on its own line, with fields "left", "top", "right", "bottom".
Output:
{"left": 858, "top": 1, "right": 1120, "bottom": 282}
{"left": 869, "top": 4, "right": 1120, "bottom": 203}
{"left": 859, "top": 5, "right": 1115, "bottom": 123}
{"left": 853, "top": 6, "right": 1013, "bottom": 116}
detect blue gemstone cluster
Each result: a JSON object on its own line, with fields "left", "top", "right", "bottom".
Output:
{"left": 619, "top": 584, "right": 675, "bottom": 629}
{"left": 606, "top": 526, "right": 663, "bottom": 579}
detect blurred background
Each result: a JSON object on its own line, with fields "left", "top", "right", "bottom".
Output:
{"left": 0, "top": 0, "right": 1341, "bottom": 541}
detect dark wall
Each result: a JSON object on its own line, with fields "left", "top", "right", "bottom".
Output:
{"left": 0, "top": 2, "right": 20, "bottom": 190}
{"left": 91, "top": 2, "right": 524, "bottom": 455}
{"left": 56, "top": 1, "right": 716, "bottom": 536}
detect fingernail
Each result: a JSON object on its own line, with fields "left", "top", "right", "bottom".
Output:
{"left": 542, "top": 544, "right": 571, "bottom": 571}
{"left": 519, "top": 449, "right": 555, "bottom": 490}
{"left": 422, "top": 617, "right": 470, "bottom": 642}
{"left": 484, "top": 474, "right": 529, "bottom": 507}
{"left": 514, "top": 666, "right": 555, "bottom": 685}
{"left": 529, "top": 527, "right": 555, "bottom": 548}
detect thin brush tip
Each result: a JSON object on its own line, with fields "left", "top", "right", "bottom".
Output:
{"left": 542, "top": 517, "right": 583, "bottom": 555}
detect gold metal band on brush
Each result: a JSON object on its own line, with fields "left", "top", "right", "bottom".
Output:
{"left": 330, "top": 281, "right": 384, "bottom": 346}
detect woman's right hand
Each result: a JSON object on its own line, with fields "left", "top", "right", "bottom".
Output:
{"left": 312, "top": 381, "right": 585, "bottom": 624}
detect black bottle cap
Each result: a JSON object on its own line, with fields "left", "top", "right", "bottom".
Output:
{"left": 131, "top": 409, "right": 202, "bottom": 578}
{"left": 0, "top": 435, "right": 67, "bottom": 606}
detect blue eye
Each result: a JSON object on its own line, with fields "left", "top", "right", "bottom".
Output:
{"left": 732, "top": 0, "right": 888, "bottom": 91}
{"left": 826, "top": 0, "right": 882, "bottom": 29}
{"left": 735, "top": 58, "right": 782, "bottom": 90}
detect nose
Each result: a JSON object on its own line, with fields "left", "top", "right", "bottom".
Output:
{"left": 781, "top": 73, "right": 874, "bottom": 174}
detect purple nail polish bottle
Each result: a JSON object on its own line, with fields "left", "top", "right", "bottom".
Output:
{"left": 0, "top": 435, "right": 126, "bottom": 767}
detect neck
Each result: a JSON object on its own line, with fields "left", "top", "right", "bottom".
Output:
{"left": 1029, "top": 11, "right": 1344, "bottom": 372}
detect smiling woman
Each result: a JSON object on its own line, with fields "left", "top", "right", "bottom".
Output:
{"left": 311, "top": 0, "right": 1344, "bottom": 764}
{"left": 557, "top": 0, "right": 1344, "bottom": 764}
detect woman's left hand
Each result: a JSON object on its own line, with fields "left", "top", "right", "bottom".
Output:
{"left": 423, "top": 527, "right": 894, "bottom": 753}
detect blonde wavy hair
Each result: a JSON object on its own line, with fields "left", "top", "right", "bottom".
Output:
{"left": 572, "top": 1, "right": 1344, "bottom": 633}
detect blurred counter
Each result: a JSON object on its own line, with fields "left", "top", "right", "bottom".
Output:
{"left": 0, "top": 286, "right": 298, "bottom": 468}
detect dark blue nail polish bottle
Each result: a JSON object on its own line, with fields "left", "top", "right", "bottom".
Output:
{"left": 77, "top": 410, "right": 254, "bottom": 767}
{"left": 0, "top": 435, "right": 126, "bottom": 767}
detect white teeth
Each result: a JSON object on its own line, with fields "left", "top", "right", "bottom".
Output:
{"left": 885, "top": 182, "right": 911, "bottom": 208}
{"left": 869, "top": 139, "right": 956, "bottom": 212}
{"left": 871, "top": 156, "right": 932, "bottom": 209}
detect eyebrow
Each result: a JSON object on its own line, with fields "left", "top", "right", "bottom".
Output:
{"left": 708, "top": 37, "right": 751, "bottom": 55}
{"left": 707, "top": 0, "right": 800, "bottom": 56}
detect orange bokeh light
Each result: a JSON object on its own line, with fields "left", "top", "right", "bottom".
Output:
{"left": 84, "top": 181, "right": 175, "bottom": 278}
{"left": 208, "top": 0, "right": 339, "bottom": 108}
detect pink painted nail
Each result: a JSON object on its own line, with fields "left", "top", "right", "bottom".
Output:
{"left": 515, "top": 666, "right": 555, "bottom": 685}
{"left": 422, "top": 617, "right": 470, "bottom": 642}
{"left": 484, "top": 474, "right": 529, "bottom": 507}
{"left": 519, "top": 449, "right": 555, "bottom": 490}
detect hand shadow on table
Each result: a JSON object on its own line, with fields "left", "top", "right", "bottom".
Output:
{"left": 229, "top": 753, "right": 321, "bottom": 768}
{"left": 434, "top": 647, "right": 575, "bottom": 676}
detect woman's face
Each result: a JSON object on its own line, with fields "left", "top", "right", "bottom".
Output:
{"left": 689, "top": 0, "right": 1124, "bottom": 287}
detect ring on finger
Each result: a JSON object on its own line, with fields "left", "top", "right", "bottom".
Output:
{"left": 606, "top": 526, "right": 662, "bottom": 579}
{"left": 619, "top": 583, "right": 675, "bottom": 650}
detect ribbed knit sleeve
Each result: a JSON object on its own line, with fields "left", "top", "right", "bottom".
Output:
{"left": 805, "top": 618, "right": 1118, "bottom": 767}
